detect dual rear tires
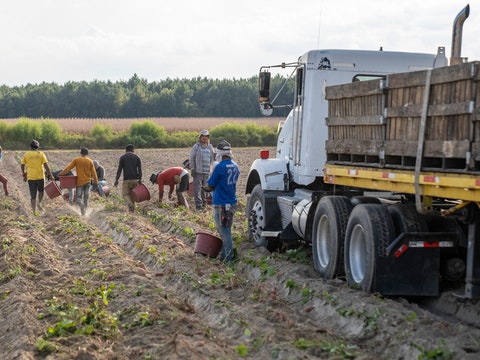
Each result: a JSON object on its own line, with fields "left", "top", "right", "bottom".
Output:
{"left": 312, "top": 197, "right": 424, "bottom": 292}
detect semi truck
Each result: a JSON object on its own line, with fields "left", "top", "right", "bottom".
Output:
{"left": 245, "top": 4, "right": 480, "bottom": 298}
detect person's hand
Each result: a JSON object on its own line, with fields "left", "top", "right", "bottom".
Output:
{"left": 23, "top": 173, "right": 27, "bottom": 182}
{"left": 168, "top": 195, "right": 174, "bottom": 201}
{"left": 202, "top": 185, "right": 212, "bottom": 192}
{"left": 114, "top": 180, "right": 119, "bottom": 187}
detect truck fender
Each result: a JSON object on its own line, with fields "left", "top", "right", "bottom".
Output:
{"left": 245, "top": 158, "right": 288, "bottom": 194}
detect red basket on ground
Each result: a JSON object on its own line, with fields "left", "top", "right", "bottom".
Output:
{"left": 194, "top": 232, "right": 223, "bottom": 258}
{"left": 59, "top": 175, "right": 77, "bottom": 189}
{"left": 131, "top": 183, "right": 151, "bottom": 203}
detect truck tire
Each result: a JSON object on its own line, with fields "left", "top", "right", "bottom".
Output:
{"left": 312, "top": 196, "right": 352, "bottom": 279}
{"left": 345, "top": 204, "right": 395, "bottom": 292}
{"left": 247, "top": 184, "right": 268, "bottom": 247}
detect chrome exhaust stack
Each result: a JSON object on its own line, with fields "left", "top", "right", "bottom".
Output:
{"left": 450, "top": 4, "right": 470, "bottom": 65}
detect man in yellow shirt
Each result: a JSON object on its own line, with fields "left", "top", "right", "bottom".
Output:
{"left": 60, "top": 147, "right": 98, "bottom": 216}
{"left": 21, "top": 140, "right": 54, "bottom": 214}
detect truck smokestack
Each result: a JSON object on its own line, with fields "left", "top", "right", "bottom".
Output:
{"left": 450, "top": 4, "right": 469, "bottom": 65}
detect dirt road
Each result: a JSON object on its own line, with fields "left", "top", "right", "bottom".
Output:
{"left": 0, "top": 148, "right": 479, "bottom": 359}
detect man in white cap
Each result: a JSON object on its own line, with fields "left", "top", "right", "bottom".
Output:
{"left": 189, "top": 129, "right": 215, "bottom": 210}
{"left": 203, "top": 140, "right": 240, "bottom": 263}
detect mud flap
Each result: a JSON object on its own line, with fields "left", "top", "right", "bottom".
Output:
{"left": 262, "top": 191, "right": 285, "bottom": 233}
{"left": 374, "top": 249, "right": 440, "bottom": 296}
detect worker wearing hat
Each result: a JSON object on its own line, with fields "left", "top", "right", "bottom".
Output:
{"left": 203, "top": 140, "right": 239, "bottom": 262}
{"left": 150, "top": 166, "right": 189, "bottom": 209}
{"left": 189, "top": 129, "right": 215, "bottom": 210}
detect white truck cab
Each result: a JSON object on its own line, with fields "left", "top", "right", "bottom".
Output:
{"left": 248, "top": 48, "right": 448, "bottom": 193}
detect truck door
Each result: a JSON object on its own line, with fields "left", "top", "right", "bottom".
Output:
{"left": 292, "top": 66, "right": 304, "bottom": 166}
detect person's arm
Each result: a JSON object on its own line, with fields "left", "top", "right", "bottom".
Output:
{"left": 189, "top": 145, "right": 196, "bottom": 176}
{"left": 98, "top": 167, "right": 105, "bottom": 181}
{"left": 114, "top": 158, "right": 123, "bottom": 186}
{"left": 157, "top": 176, "right": 164, "bottom": 202}
{"left": 168, "top": 185, "right": 175, "bottom": 200}
{"left": 59, "top": 160, "right": 75, "bottom": 176}
{"left": 204, "top": 168, "right": 218, "bottom": 192}
{"left": 43, "top": 163, "right": 54, "bottom": 181}
{"left": 137, "top": 157, "right": 142, "bottom": 183}
{"left": 91, "top": 162, "right": 98, "bottom": 185}
{"left": 21, "top": 164, "right": 27, "bottom": 181}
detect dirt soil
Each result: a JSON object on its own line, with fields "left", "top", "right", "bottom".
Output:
{"left": 0, "top": 147, "right": 479, "bottom": 360}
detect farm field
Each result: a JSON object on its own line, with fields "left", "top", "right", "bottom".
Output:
{"left": 0, "top": 148, "right": 479, "bottom": 359}
{"left": 2, "top": 117, "right": 283, "bottom": 133}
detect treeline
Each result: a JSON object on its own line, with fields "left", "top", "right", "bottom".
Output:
{"left": 0, "top": 118, "right": 277, "bottom": 150}
{"left": 0, "top": 74, "right": 294, "bottom": 119}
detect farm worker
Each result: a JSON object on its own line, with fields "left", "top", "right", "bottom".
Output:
{"left": 203, "top": 140, "right": 240, "bottom": 263}
{"left": 59, "top": 147, "right": 98, "bottom": 216}
{"left": 0, "top": 146, "right": 8, "bottom": 196}
{"left": 151, "top": 167, "right": 190, "bottom": 209}
{"left": 114, "top": 144, "right": 142, "bottom": 213}
{"left": 20, "top": 140, "right": 54, "bottom": 214}
{"left": 91, "top": 160, "right": 107, "bottom": 196}
{"left": 189, "top": 129, "right": 215, "bottom": 210}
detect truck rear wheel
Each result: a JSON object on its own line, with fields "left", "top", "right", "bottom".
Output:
{"left": 247, "top": 184, "right": 268, "bottom": 247}
{"left": 312, "top": 196, "right": 352, "bottom": 279}
{"left": 345, "top": 204, "right": 395, "bottom": 292}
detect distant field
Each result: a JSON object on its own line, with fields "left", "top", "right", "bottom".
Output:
{"left": 2, "top": 117, "right": 283, "bottom": 133}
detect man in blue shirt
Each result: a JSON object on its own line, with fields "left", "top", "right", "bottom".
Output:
{"left": 204, "top": 140, "right": 240, "bottom": 263}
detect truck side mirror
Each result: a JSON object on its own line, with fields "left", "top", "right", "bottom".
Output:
{"left": 258, "top": 71, "right": 271, "bottom": 103}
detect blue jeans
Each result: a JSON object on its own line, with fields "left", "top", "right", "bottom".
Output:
{"left": 213, "top": 205, "right": 236, "bottom": 262}
{"left": 91, "top": 180, "right": 107, "bottom": 195}
{"left": 193, "top": 172, "right": 209, "bottom": 209}
{"left": 76, "top": 183, "right": 90, "bottom": 210}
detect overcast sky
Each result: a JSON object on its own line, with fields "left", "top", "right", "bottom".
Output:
{"left": 0, "top": 1, "right": 478, "bottom": 86}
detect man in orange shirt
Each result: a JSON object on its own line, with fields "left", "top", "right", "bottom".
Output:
{"left": 151, "top": 166, "right": 189, "bottom": 209}
{"left": 60, "top": 147, "right": 98, "bottom": 216}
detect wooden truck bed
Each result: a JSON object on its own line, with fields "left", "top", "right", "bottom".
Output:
{"left": 325, "top": 61, "right": 480, "bottom": 173}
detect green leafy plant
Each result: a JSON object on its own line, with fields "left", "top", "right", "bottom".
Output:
{"left": 234, "top": 344, "right": 248, "bottom": 357}
{"left": 413, "top": 340, "right": 454, "bottom": 360}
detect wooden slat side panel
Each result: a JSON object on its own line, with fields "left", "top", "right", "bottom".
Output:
{"left": 326, "top": 140, "right": 383, "bottom": 155}
{"left": 325, "top": 79, "right": 384, "bottom": 100}
{"left": 326, "top": 62, "right": 480, "bottom": 171}
{"left": 384, "top": 140, "right": 470, "bottom": 158}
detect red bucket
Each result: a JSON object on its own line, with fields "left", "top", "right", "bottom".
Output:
{"left": 131, "top": 183, "right": 151, "bottom": 203}
{"left": 45, "top": 181, "right": 62, "bottom": 199}
{"left": 59, "top": 175, "right": 77, "bottom": 189}
{"left": 194, "top": 232, "right": 223, "bottom": 258}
